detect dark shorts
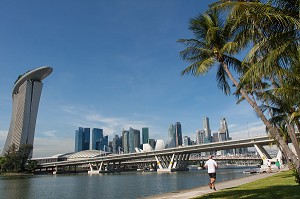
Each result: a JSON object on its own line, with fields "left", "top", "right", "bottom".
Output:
{"left": 209, "top": 173, "right": 216, "bottom": 178}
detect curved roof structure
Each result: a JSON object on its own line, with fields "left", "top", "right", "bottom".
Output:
{"left": 12, "top": 66, "right": 53, "bottom": 96}
{"left": 67, "top": 150, "right": 110, "bottom": 160}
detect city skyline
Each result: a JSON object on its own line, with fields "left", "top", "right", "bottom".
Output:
{"left": 0, "top": 0, "right": 267, "bottom": 158}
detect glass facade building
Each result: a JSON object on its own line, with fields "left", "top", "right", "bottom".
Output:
{"left": 75, "top": 127, "right": 90, "bottom": 152}
{"left": 174, "top": 122, "right": 182, "bottom": 146}
{"left": 122, "top": 130, "right": 129, "bottom": 153}
{"left": 168, "top": 124, "right": 176, "bottom": 148}
{"left": 203, "top": 117, "right": 211, "bottom": 142}
{"left": 142, "top": 127, "right": 149, "bottom": 144}
{"left": 112, "top": 135, "right": 122, "bottom": 154}
{"left": 92, "top": 128, "right": 103, "bottom": 150}
{"left": 96, "top": 135, "right": 108, "bottom": 151}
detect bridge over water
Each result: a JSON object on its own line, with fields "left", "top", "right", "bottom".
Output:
{"left": 36, "top": 135, "right": 276, "bottom": 174}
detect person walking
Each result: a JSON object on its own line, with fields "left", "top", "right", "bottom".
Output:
{"left": 267, "top": 160, "right": 272, "bottom": 173}
{"left": 275, "top": 159, "right": 280, "bottom": 171}
{"left": 204, "top": 155, "right": 218, "bottom": 191}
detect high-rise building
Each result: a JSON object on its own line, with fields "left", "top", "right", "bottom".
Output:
{"left": 122, "top": 130, "right": 129, "bottom": 153}
{"left": 128, "top": 127, "right": 140, "bottom": 153}
{"left": 142, "top": 127, "right": 149, "bottom": 144}
{"left": 2, "top": 66, "right": 53, "bottom": 156}
{"left": 175, "top": 122, "right": 183, "bottom": 146}
{"left": 96, "top": 135, "right": 108, "bottom": 151}
{"left": 183, "top": 136, "right": 191, "bottom": 146}
{"left": 92, "top": 128, "right": 103, "bottom": 150}
{"left": 219, "top": 118, "right": 230, "bottom": 140}
{"left": 168, "top": 124, "right": 176, "bottom": 148}
{"left": 203, "top": 117, "right": 211, "bottom": 142}
{"left": 112, "top": 135, "right": 122, "bottom": 154}
{"left": 75, "top": 127, "right": 90, "bottom": 152}
{"left": 196, "top": 129, "right": 206, "bottom": 144}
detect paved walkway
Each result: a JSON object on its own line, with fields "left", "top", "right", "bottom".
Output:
{"left": 141, "top": 172, "right": 278, "bottom": 199}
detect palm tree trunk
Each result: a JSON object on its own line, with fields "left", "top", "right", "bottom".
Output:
{"left": 221, "top": 62, "right": 299, "bottom": 170}
{"left": 286, "top": 123, "right": 300, "bottom": 158}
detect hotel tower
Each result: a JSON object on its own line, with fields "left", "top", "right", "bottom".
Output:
{"left": 2, "top": 66, "right": 53, "bottom": 156}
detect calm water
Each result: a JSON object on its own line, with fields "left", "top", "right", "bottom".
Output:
{"left": 0, "top": 167, "right": 254, "bottom": 199}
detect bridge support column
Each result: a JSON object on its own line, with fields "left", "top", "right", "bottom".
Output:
{"left": 155, "top": 153, "right": 189, "bottom": 172}
{"left": 53, "top": 166, "right": 58, "bottom": 175}
{"left": 254, "top": 144, "right": 272, "bottom": 165}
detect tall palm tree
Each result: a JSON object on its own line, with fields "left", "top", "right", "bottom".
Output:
{"left": 179, "top": 0, "right": 300, "bottom": 181}
{"left": 211, "top": 0, "right": 300, "bottom": 177}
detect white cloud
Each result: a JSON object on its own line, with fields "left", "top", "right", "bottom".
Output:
{"left": 41, "top": 130, "right": 58, "bottom": 139}
{"left": 33, "top": 138, "right": 74, "bottom": 158}
{"left": 61, "top": 105, "right": 77, "bottom": 114}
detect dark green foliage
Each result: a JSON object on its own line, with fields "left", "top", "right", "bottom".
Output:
{"left": 0, "top": 144, "right": 36, "bottom": 174}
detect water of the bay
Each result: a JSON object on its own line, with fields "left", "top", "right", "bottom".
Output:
{"left": 0, "top": 167, "right": 256, "bottom": 199}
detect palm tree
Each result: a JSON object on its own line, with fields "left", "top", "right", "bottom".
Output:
{"left": 210, "top": 0, "right": 300, "bottom": 178}
{"left": 179, "top": 0, "right": 300, "bottom": 181}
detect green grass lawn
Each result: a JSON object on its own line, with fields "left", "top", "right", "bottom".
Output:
{"left": 193, "top": 170, "right": 300, "bottom": 199}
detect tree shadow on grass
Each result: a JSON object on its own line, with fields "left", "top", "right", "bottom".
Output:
{"left": 195, "top": 185, "right": 300, "bottom": 199}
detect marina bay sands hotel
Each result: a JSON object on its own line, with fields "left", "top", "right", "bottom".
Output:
{"left": 2, "top": 66, "right": 53, "bottom": 156}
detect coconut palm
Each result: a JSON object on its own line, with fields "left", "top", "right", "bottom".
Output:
{"left": 179, "top": 0, "right": 300, "bottom": 181}
{"left": 210, "top": 0, "right": 300, "bottom": 178}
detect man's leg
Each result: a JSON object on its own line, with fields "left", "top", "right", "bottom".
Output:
{"left": 210, "top": 178, "right": 215, "bottom": 189}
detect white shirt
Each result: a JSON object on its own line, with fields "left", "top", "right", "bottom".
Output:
{"left": 205, "top": 159, "right": 217, "bottom": 173}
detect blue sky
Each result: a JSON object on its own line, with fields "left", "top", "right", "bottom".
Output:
{"left": 0, "top": 0, "right": 266, "bottom": 157}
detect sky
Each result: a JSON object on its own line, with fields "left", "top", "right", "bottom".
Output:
{"left": 0, "top": 0, "right": 267, "bottom": 158}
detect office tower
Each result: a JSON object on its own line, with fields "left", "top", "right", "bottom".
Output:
{"left": 134, "top": 129, "right": 140, "bottom": 150}
{"left": 203, "top": 117, "right": 211, "bottom": 142}
{"left": 2, "top": 66, "right": 53, "bottom": 156}
{"left": 212, "top": 133, "right": 219, "bottom": 142}
{"left": 175, "top": 122, "right": 183, "bottom": 146}
{"left": 92, "top": 128, "right": 103, "bottom": 150}
{"left": 196, "top": 129, "right": 206, "bottom": 144}
{"left": 128, "top": 127, "right": 140, "bottom": 153}
{"left": 112, "top": 135, "right": 122, "bottom": 154}
{"left": 168, "top": 124, "right": 176, "bottom": 148}
{"left": 142, "top": 127, "right": 149, "bottom": 144}
{"left": 122, "top": 130, "right": 129, "bottom": 153}
{"left": 75, "top": 127, "right": 90, "bottom": 152}
{"left": 183, "top": 136, "right": 191, "bottom": 146}
{"left": 96, "top": 135, "right": 108, "bottom": 151}
{"left": 219, "top": 118, "right": 229, "bottom": 140}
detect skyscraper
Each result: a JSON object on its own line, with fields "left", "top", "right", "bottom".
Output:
{"left": 92, "top": 128, "right": 103, "bottom": 150}
{"left": 174, "top": 122, "right": 183, "bottom": 146}
{"left": 168, "top": 124, "right": 176, "bottom": 148}
{"left": 142, "top": 127, "right": 149, "bottom": 144}
{"left": 128, "top": 127, "right": 140, "bottom": 153}
{"left": 219, "top": 118, "right": 230, "bottom": 140}
{"left": 203, "top": 117, "right": 211, "bottom": 142}
{"left": 75, "top": 127, "right": 90, "bottom": 152}
{"left": 122, "top": 129, "right": 129, "bottom": 153}
{"left": 196, "top": 129, "right": 206, "bottom": 144}
{"left": 183, "top": 136, "right": 191, "bottom": 146}
{"left": 96, "top": 135, "right": 108, "bottom": 151}
{"left": 112, "top": 135, "right": 121, "bottom": 154}
{"left": 2, "top": 66, "right": 53, "bottom": 156}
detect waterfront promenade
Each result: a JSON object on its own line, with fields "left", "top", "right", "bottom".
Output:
{"left": 142, "top": 172, "right": 277, "bottom": 199}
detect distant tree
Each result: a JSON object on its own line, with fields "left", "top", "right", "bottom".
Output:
{"left": 26, "top": 160, "right": 38, "bottom": 173}
{"left": 2, "top": 144, "right": 33, "bottom": 173}
{"left": 17, "top": 144, "right": 33, "bottom": 172}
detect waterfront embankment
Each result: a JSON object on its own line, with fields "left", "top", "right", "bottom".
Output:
{"left": 142, "top": 170, "right": 299, "bottom": 199}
